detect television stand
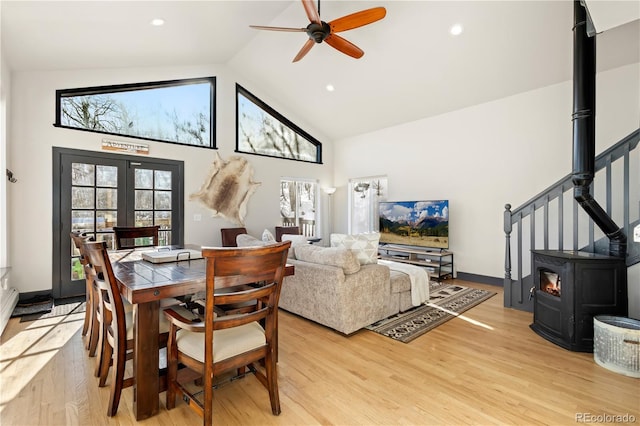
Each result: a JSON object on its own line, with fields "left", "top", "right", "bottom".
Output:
{"left": 378, "top": 245, "right": 454, "bottom": 282}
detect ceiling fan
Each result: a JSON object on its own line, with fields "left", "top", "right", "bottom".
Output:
{"left": 250, "top": 0, "right": 386, "bottom": 62}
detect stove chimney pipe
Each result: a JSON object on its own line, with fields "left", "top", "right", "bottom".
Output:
{"left": 571, "top": 0, "right": 626, "bottom": 258}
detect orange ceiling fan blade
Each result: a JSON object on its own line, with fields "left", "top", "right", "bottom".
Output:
{"left": 293, "top": 38, "right": 316, "bottom": 62}
{"left": 329, "top": 7, "right": 386, "bottom": 33}
{"left": 302, "top": 0, "right": 321, "bottom": 25}
{"left": 250, "top": 25, "right": 307, "bottom": 32}
{"left": 324, "top": 34, "right": 364, "bottom": 59}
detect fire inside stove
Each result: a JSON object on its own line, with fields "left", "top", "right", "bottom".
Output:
{"left": 540, "top": 270, "right": 561, "bottom": 297}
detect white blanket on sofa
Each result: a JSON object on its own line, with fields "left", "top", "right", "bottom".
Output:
{"left": 378, "top": 259, "right": 430, "bottom": 306}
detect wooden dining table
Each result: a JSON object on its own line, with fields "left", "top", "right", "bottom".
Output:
{"left": 108, "top": 246, "right": 294, "bottom": 421}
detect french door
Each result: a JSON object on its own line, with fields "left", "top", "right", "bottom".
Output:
{"left": 53, "top": 148, "right": 184, "bottom": 299}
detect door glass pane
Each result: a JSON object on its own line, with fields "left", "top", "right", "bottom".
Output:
{"left": 96, "top": 165, "right": 118, "bottom": 187}
{"left": 135, "top": 169, "right": 153, "bottom": 189}
{"left": 96, "top": 188, "right": 117, "bottom": 209}
{"left": 155, "top": 211, "right": 171, "bottom": 229}
{"left": 71, "top": 258, "right": 85, "bottom": 281}
{"left": 72, "top": 211, "right": 94, "bottom": 232}
{"left": 155, "top": 191, "right": 171, "bottom": 210}
{"left": 72, "top": 163, "right": 95, "bottom": 186}
{"left": 280, "top": 180, "right": 296, "bottom": 225}
{"left": 96, "top": 210, "right": 117, "bottom": 231}
{"left": 155, "top": 170, "right": 171, "bottom": 190}
{"left": 135, "top": 190, "right": 153, "bottom": 209}
{"left": 72, "top": 187, "right": 95, "bottom": 209}
{"left": 135, "top": 211, "right": 153, "bottom": 226}
{"left": 95, "top": 233, "right": 115, "bottom": 249}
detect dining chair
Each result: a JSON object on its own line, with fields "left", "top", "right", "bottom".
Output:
{"left": 112, "top": 225, "right": 160, "bottom": 250}
{"left": 82, "top": 240, "right": 172, "bottom": 417}
{"left": 71, "top": 233, "right": 135, "bottom": 361}
{"left": 70, "top": 232, "right": 96, "bottom": 349}
{"left": 275, "top": 226, "right": 300, "bottom": 242}
{"left": 220, "top": 227, "right": 247, "bottom": 247}
{"left": 163, "top": 241, "right": 291, "bottom": 425}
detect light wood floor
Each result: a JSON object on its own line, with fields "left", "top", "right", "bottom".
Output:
{"left": 1, "top": 279, "right": 638, "bottom": 425}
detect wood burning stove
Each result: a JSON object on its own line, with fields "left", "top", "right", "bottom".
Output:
{"left": 530, "top": 250, "right": 627, "bottom": 352}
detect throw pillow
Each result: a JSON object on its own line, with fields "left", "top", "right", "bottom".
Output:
{"left": 330, "top": 232, "right": 380, "bottom": 265}
{"left": 281, "top": 234, "right": 308, "bottom": 259}
{"left": 294, "top": 245, "right": 361, "bottom": 275}
{"left": 262, "top": 229, "right": 276, "bottom": 243}
{"left": 236, "top": 234, "right": 269, "bottom": 247}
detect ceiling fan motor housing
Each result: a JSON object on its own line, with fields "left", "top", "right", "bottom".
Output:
{"left": 306, "top": 21, "right": 331, "bottom": 43}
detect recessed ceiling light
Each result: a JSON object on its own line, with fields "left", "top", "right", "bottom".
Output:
{"left": 450, "top": 24, "right": 463, "bottom": 36}
{"left": 150, "top": 18, "right": 165, "bottom": 26}
{"left": 326, "top": 84, "right": 335, "bottom": 92}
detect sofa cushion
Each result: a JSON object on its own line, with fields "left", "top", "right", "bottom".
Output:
{"left": 389, "top": 269, "right": 411, "bottom": 294}
{"left": 330, "top": 232, "right": 380, "bottom": 265}
{"left": 282, "top": 234, "right": 308, "bottom": 259}
{"left": 294, "top": 245, "right": 361, "bottom": 275}
{"left": 262, "top": 229, "right": 276, "bottom": 243}
{"left": 236, "top": 234, "right": 270, "bottom": 247}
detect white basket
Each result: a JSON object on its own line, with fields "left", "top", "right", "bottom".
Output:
{"left": 593, "top": 316, "right": 640, "bottom": 378}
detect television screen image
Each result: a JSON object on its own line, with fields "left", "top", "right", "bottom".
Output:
{"left": 379, "top": 200, "right": 449, "bottom": 249}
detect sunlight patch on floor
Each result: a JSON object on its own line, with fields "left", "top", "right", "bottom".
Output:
{"left": 0, "top": 314, "right": 83, "bottom": 409}
{"left": 426, "top": 303, "right": 494, "bottom": 330}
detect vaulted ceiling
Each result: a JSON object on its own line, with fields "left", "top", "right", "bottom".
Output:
{"left": 2, "top": 1, "right": 639, "bottom": 140}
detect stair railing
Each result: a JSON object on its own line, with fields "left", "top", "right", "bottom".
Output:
{"left": 504, "top": 129, "right": 639, "bottom": 311}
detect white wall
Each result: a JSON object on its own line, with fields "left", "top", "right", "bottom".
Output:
{"left": 332, "top": 63, "right": 639, "bottom": 283}
{"left": 6, "top": 58, "right": 639, "bottom": 319}
{"left": 1, "top": 52, "right": 9, "bottom": 268}
{"left": 7, "top": 64, "right": 333, "bottom": 294}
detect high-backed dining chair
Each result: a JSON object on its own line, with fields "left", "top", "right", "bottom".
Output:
{"left": 275, "top": 226, "right": 300, "bottom": 242}
{"left": 220, "top": 227, "right": 247, "bottom": 247}
{"left": 163, "top": 241, "right": 291, "bottom": 425}
{"left": 70, "top": 232, "right": 96, "bottom": 349}
{"left": 82, "top": 240, "right": 171, "bottom": 417}
{"left": 113, "top": 225, "right": 160, "bottom": 250}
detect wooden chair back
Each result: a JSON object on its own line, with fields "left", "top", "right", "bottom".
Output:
{"left": 82, "top": 240, "right": 130, "bottom": 416}
{"left": 70, "top": 232, "right": 99, "bottom": 352}
{"left": 275, "top": 226, "right": 300, "bottom": 242}
{"left": 113, "top": 225, "right": 160, "bottom": 249}
{"left": 220, "top": 227, "right": 248, "bottom": 247}
{"left": 163, "top": 241, "right": 291, "bottom": 424}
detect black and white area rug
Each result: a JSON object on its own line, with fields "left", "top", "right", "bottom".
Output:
{"left": 367, "top": 283, "right": 496, "bottom": 343}
{"left": 13, "top": 296, "right": 86, "bottom": 323}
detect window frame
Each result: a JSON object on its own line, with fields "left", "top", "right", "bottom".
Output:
{"left": 54, "top": 77, "right": 216, "bottom": 149}
{"left": 236, "top": 84, "right": 322, "bottom": 164}
{"left": 280, "top": 178, "right": 319, "bottom": 237}
{"left": 348, "top": 176, "right": 387, "bottom": 234}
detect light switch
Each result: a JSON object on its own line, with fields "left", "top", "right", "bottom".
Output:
{"left": 634, "top": 224, "right": 640, "bottom": 242}
{"left": 193, "top": 214, "right": 202, "bottom": 222}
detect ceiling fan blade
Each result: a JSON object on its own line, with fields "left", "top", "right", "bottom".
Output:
{"left": 293, "top": 38, "right": 316, "bottom": 62}
{"left": 329, "top": 7, "right": 386, "bottom": 33}
{"left": 324, "top": 34, "right": 364, "bottom": 59}
{"left": 250, "top": 25, "right": 307, "bottom": 32}
{"left": 302, "top": 0, "right": 321, "bottom": 25}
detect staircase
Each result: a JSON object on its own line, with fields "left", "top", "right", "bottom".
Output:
{"left": 503, "top": 129, "right": 639, "bottom": 312}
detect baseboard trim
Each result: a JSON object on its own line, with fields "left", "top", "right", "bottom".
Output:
{"left": 456, "top": 272, "right": 502, "bottom": 287}
{"left": 1, "top": 268, "right": 19, "bottom": 336}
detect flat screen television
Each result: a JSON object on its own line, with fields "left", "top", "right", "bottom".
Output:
{"left": 379, "top": 200, "right": 449, "bottom": 249}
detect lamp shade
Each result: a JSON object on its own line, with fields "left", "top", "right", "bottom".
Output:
{"left": 324, "top": 187, "right": 336, "bottom": 195}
